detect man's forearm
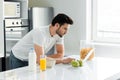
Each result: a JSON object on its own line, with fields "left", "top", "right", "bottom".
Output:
{"left": 56, "top": 59, "right": 63, "bottom": 64}
{"left": 47, "top": 53, "right": 64, "bottom": 64}
{"left": 47, "top": 53, "right": 64, "bottom": 58}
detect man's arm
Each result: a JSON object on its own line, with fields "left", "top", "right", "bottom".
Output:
{"left": 47, "top": 44, "right": 64, "bottom": 64}
{"left": 47, "top": 44, "right": 74, "bottom": 64}
{"left": 34, "top": 44, "right": 44, "bottom": 64}
{"left": 34, "top": 43, "right": 74, "bottom": 64}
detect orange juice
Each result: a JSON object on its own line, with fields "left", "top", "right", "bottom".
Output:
{"left": 40, "top": 58, "right": 46, "bottom": 71}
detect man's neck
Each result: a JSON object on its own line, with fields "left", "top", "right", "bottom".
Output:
{"left": 49, "top": 25, "right": 56, "bottom": 37}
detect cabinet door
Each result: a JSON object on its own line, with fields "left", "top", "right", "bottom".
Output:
{"left": 0, "top": 0, "right": 5, "bottom": 57}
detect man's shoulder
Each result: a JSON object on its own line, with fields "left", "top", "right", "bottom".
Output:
{"left": 32, "top": 27, "right": 49, "bottom": 36}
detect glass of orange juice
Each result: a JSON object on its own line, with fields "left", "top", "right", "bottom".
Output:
{"left": 40, "top": 55, "right": 46, "bottom": 71}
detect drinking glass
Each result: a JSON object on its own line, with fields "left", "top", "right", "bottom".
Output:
{"left": 40, "top": 55, "right": 46, "bottom": 71}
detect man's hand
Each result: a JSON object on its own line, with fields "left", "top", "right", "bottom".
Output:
{"left": 62, "top": 58, "right": 75, "bottom": 64}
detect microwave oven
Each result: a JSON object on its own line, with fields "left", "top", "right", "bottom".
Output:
{"left": 4, "top": 1, "right": 20, "bottom": 18}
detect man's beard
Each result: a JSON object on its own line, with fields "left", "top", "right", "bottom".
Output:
{"left": 56, "top": 29, "right": 62, "bottom": 37}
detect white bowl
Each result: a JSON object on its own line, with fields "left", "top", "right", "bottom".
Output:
{"left": 46, "top": 58, "right": 56, "bottom": 68}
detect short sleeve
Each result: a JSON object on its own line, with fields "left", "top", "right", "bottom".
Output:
{"left": 56, "top": 37, "right": 64, "bottom": 45}
{"left": 32, "top": 29, "right": 45, "bottom": 46}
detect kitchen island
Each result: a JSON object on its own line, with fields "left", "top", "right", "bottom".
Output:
{"left": 0, "top": 55, "right": 120, "bottom": 80}
{"left": 0, "top": 55, "right": 96, "bottom": 80}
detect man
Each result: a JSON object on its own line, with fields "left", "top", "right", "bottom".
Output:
{"left": 9, "top": 13, "right": 74, "bottom": 69}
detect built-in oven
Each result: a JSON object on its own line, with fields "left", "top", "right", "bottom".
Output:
{"left": 5, "top": 19, "right": 28, "bottom": 39}
{"left": 4, "top": 19, "right": 29, "bottom": 55}
{"left": 6, "top": 26, "right": 28, "bottom": 39}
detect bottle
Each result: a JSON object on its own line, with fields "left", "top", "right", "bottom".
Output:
{"left": 29, "top": 48, "right": 36, "bottom": 71}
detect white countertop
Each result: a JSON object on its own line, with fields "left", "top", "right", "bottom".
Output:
{"left": 0, "top": 55, "right": 120, "bottom": 80}
{"left": 96, "top": 57, "right": 120, "bottom": 80}
{"left": 0, "top": 63, "right": 96, "bottom": 80}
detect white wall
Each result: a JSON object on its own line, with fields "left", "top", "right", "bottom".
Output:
{"left": 95, "top": 45, "right": 120, "bottom": 58}
{"left": 29, "top": 0, "right": 120, "bottom": 58}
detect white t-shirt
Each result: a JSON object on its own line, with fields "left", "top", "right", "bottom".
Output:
{"left": 12, "top": 25, "right": 64, "bottom": 61}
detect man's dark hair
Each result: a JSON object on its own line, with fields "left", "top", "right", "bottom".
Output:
{"left": 51, "top": 13, "right": 73, "bottom": 26}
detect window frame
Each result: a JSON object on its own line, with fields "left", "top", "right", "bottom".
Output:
{"left": 90, "top": 0, "right": 120, "bottom": 44}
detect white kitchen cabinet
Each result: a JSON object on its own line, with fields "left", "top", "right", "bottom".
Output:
{"left": 0, "top": 0, "right": 4, "bottom": 58}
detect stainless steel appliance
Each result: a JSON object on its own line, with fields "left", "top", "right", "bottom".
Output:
{"left": 28, "top": 7, "right": 54, "bottom": 29}
{"left": 3, "top": 19, "right": 29, "bottom": 71}
{"left": 4, "top": 19, "right": 29, "bottom": 54}
{"left": 6, "top": 27, "right": 28, "bottom": 39}
{"left": 5, "top": 19, "right": 28, "bottom": 39}
{"left": 4, "top": 1, "right": 20, "bottom": 18}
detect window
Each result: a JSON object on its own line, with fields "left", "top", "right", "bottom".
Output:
{"left": 91, "top": 0, "right": 120, "bottom": 43}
